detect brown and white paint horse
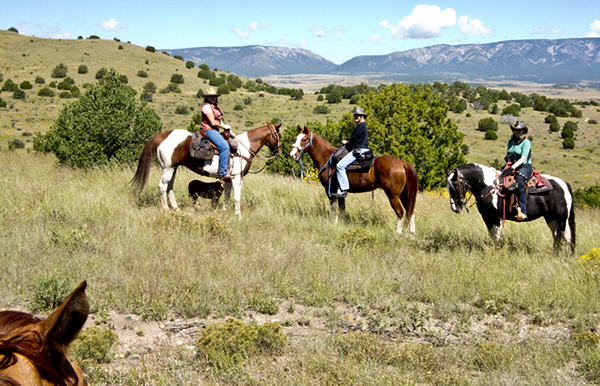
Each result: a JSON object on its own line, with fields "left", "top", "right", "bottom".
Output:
{"left": 290, "top": 126, "right": 418, "bottom": 234}
{"left": 0, "top": 281, "right": 89, "bottom": 386}
{"left": 132, "top": 123, "right": 282, "bottom": 218}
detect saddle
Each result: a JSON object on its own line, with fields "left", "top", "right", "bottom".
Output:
{"left": 330, "top": 147, "right": 374, "bottom": 173}
{"left": 526, "top": 171, "right": 553, "bottom": 195}
{"left": 189, "top": 131, "right": 239, "bottom": 161}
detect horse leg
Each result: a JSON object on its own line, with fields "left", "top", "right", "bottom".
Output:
{"left": 232, "top": 176, "right": 243, "bottom": 219}
{"left": 547, "top": 219, "right": 568, "bottom": 254}
{"left": 487, "top": 223, "right": 502, "bottom": 245}
{"left": 387, "top": 195, "right": 406, "bottom": 234}
{"left": 159, "top": 167, "right": 176, "bottom": 210}
{"left": 222, "top": 181, "right": 232, "bottom": 211}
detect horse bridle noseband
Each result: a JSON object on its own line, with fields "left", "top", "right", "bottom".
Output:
{"left": 449, "top": 169, "right": 472, "bottom": 211}
{"left": 291, "top": 132, "right": 314, "bottom": 181}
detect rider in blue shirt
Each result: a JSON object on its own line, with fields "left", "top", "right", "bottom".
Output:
{"left": 500, "top": 121, "right": 532, "bottom": 221}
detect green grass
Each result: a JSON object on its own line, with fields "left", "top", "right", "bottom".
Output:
{"left": 1, "top": 151, "right": 600, "bottom": 384}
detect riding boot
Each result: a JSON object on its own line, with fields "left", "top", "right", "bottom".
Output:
{"left": 223, "top": 157, "right": 232, "bottom": 182}
{"left": 516, "top": 207, "right": 527, "bottom": 221}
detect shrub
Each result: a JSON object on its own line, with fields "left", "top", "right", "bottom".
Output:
{"left": 461, "top": 144, "right": 470, "bottom": 155}
{"left": 143, "top": 82, "right": 157, "bottom": 94}
{"left": 549, "top": 122, "right": 560, "bottom": 132}
{"left": 78, "top": 65, "right": 88, "bottom": 74}
{"left": 562, "top": 137, "right": 575, "bottom": 149}
{"left": 564, "top": 121, "right": 578, "bottom": 132}
{"left": 317, "top": 94, "right": 324, "bottom": 101}
{"left": 58, "top": 91, "right": 72, "bottom": 98}
{"left": 173, "top": 55, "right": 184, "bottom": 61}
{"left": 13, "top": 89, "right": 26, "bottom": 99}
{"left": 561, "top": 127, "right": 574, "bottom": 139}
{"left": 51, "top": 63, "right": 68, "bottom": 78}
{"left": 29, "top": 275, "right": 73, "bottom": 312}
{"left": 313, "top": 105, "right": 331, "bottom": 114}
{"left": 8, "top": 27, "right": 19, "bottom": 33}
{"left": 88, "top": 35, "right": 100, "bottom": 39}
{"left": 196, "top": 318, "right": 287, "bottom": 369}
{"left": 140, "top": 91, "right": 153, "bottom": 102}
{"left": 0, "top": 98, "right": 7, "bottom": 108}
{"left": 145, "top": 45, "right": 156, "bottom": 53}
{"left": 71, "top": 326, "right": 118, "bottom": 366}
{"left": 33, "top": 69, "right": 162, "bottom": 168}
{"left": 186, "top": 60, "right": 195, "bottom": 69}
{"left": 175, "top": 105, "right": 190, "bottom": 114}
{"left": 243, "top": 97, "right": 252, "bottom": 105}
{"left": 589, "top": 119, "right": 598, "bottom": 124}
{"left": 197, "top": 69, "right": 214, "bottom": 79}
{"left": 38, "top": 87, "right": 55, "bottom": 97}
{"left": 95, "top": 67, "right": 108, "bottom": 80}
{"left": 19, "top": 81, "right": 33, "bottom": 90}
{"left": 216, "top": 84, "right": 230, "bottom": 95}
{"left": 57, "top": 81, "right": 72, "bottom": 90}
{"left": 118, "top": 75, "right": 128, "bottom": 84}
{"left": 502, "top": 104, "right": 521, "bottom": 116}
{"left": 209, "top": 77, "right": 226, "bottom": 87}
{"left": 545, "top": 114, "right": 558, "bottom": 124}
{"left": 573, "top": 184, "right": 600, "bottom": 208}
{"left": 9, "top": 138, "right": 25, "bottom": 150}
{"left": 35, "top": 76, "right": 45, "bottom": 84}
{"left": 233, "top": 104, "right": 243, "bottom": 111}
{"left": 137, "top": 70, "right": 148, "bottom": 78}
{"left": 2, "top": 79, "right": 18, "bottom": 92}
{"left": 198, "top": 63, "right": 210, "bottom": 70}
{"left": 484, "top": 130, "right": 498, "bottom": 140}
{"left": 477, "top": 117, "right": 498, "bottom": 132}
{"left": 170, "top": 73, "right": 184, "bottom": 84}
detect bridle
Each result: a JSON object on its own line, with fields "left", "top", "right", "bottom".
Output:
{"left": 449, "top": 168, "right": 504, "bottom": 213}
{"left": 291, "top": 132, "right": 314, "bottom": 180}
{"left": 238, "top": 123, "right": 282, "bottom": 174}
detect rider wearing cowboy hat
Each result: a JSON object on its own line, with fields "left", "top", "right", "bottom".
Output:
{"left": 200, "top": 87, "right": 231, "bottom": 181}
{"left": 500, "top": 121, "right": 533, "bottom": 221}
{"left": 333, "top": 106, "right": 370, "bottom": 198}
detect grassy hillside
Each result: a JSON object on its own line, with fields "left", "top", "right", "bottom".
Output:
{"left": 1, "top": 150, "right": 599, "bottom": 385}
{"left": 1, "top": 29, "right": 599, "bottom": 189}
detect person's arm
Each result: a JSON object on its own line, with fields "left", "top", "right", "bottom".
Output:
{"left": 202, "top": 104, "right": 226, "bottom": 130}
{"left": 511, "top": 140, "right": 531, "bottom": 169}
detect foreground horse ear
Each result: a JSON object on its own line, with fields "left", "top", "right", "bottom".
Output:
{"left": 302, "top": 126, "right": 310, "bottom": 134}
{"left": 297, "top": 125, "right": 303, "bottom": 133}
{"left": 39, "top": 281, "right": 89, "bottom": 353}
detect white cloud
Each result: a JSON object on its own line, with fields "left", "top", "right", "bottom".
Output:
{"left": 310, "top": 24, "right": 327, "bottom": 38}
{"left": 533, "top": 25, "right": 564, "bottom": 35}
{"left": 586, "top": 19, "right": 600, "bottom": 37}
{"left": 333, "top": 26, "right": 345, "bottom": 39}
{"left": 370, "top": 34, "right": 383, "bottom": 41}
{"left": 233, "top": 21, "right": 269, "bottom": 38}
{"left": 380, "top": 5, "right": 456, "bottom": 39}
{"left": 458, "top": 16, "right": 492, "bottom": 37}
{"left": 100, "top": 18, "right": 127, "bottom": 31}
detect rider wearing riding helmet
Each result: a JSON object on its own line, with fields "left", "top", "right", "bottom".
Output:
{"left": 499, "top": 121, "right": 532, "bottom": 221}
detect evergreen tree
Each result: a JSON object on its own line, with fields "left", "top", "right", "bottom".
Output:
{"left": 33, "top": 70, "right": 161, "bottom": 168}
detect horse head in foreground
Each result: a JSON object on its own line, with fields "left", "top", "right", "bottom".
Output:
{"left": 290, "top": 126, "right": 418, "bottom": 234}
{"left": 131, "top": 122, "right": 282, "bottom": 218}
{"left": 446, "top": 163, "right": 575, "bottom": 254}
{"left": 0, "top": 281, "right": 89, "bottom": 386}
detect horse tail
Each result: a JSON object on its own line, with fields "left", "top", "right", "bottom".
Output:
{"left": 401, "top": 161, "right": 419, "bottom": 222}
{"left": 567, "top": 184, "right": 576, "bottom": 253}
{"left": 131, "top": 131, "right": 170, "bottom": 194}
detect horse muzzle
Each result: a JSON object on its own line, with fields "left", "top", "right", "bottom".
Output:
{"left": 290, "top": 147, "right": 301, "bottom": 161}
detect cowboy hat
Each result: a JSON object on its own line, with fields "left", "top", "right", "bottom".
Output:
{"left": 201, "top": 87, "right": 221, "bottom": 97}
{"left": 352, "top": 106, "right": 367, "bottom": 117}
{"left": 510, "top": 121, "right": 528, "bottom": 134}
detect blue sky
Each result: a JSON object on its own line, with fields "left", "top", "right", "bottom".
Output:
{"left": 3, "top": 0, "right": 600, "bottom": 64}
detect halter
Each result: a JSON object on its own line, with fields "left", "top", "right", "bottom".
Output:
{"left": 449, "top": 168, "right": 503, "bottom": 213}
{"left": 291, "top": 132, "right": 314, "bottom": 180}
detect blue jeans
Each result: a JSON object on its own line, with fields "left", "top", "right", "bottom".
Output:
{"left": 515, "top": 164, "right": 533, "bottom": 215}
{"left": 336, "top": 149, "right": 368, "bottom": 191}
{"left": 204, "top": 129, "right": 229, "bottom": 176}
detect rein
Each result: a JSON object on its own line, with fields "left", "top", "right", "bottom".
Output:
{"left": 451, "top": 169, "right": 502, "bottom": 212}
{"left": 292, "top": 132, "right": 314, "bottom": 181}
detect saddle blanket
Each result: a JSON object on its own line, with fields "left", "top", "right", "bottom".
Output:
{"left": 528, "top": 174, "right": 553, "bottom": 194}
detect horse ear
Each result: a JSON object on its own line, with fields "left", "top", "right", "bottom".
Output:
{"left": 302, "top": 126, "right": 309, "bottom": 134}
{"left": 39, "top": 281, "right": 89, "bottom": 353}
{"left": 297, "top": 125, "right": 302, "bottom": 133}
{"left": 266, "top": 120, "right": 271, "bottom": 126}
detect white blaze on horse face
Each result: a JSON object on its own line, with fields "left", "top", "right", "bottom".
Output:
{"left": 290, "top": 133, "right": 305, "bottom": 160}
{"left": 446, "top": 171, "right": 461, "bottom": 213}
{"left": 478, "top": 164, "right": 501, "bottom": 210}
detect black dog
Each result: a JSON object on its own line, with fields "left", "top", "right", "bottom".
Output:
{"left": 188, "top": 179, "right": 224, "bottom": 208}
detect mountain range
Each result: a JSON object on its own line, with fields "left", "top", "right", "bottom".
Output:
{"left": 165, "top": 38, "right": 600, "bottom": 85}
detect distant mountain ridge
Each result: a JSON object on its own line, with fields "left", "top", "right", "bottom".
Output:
{"left": 166, "top": 38, "right": 600, "bottom": 84}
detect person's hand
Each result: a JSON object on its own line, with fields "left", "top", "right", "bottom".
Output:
{"left": 223, "top": 124, "right": 231, "bottom": 130}
{"left": 499, "top": 167, "right": 513, "bottom": 178}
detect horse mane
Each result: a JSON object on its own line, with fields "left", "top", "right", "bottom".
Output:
{"left": 0, "top": 313, "right": 74, "bottom": 386}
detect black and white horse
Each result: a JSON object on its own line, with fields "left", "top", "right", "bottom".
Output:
{"left": 446, "top": 163, "right": 575, "bottom": 253}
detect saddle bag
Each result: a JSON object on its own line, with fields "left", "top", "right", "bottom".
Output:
{"left": 189, "top": 132, "right": 215, "bottom": 160}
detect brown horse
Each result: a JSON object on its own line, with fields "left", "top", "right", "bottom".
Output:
{"left": 290, "top": 126, "right": 418, "bottom": 234}
{"left": 0, "top": 281, "right": 89, "bottom": 386}
{"left": 132, "top": 122, "right": 282, "bottom": 218}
